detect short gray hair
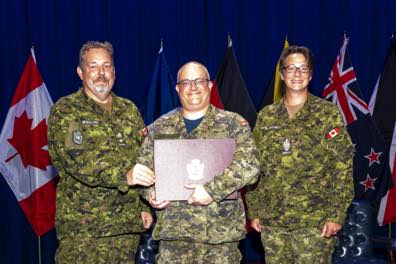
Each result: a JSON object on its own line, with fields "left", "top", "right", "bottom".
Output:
{"left": 79, "top": 41, "right": 114, "bottom": 68}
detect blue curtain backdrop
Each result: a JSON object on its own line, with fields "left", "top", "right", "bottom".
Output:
{"left": 1, "top": 0, "right": 396, "bottom": 263}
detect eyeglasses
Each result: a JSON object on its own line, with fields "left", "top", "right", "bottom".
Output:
{"left": 283, "top": 65, "right": 311, "bottom": 74}
{"left": 177, "top": 78, "right": 209, "bottom": 89}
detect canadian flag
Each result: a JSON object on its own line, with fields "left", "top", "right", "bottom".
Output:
{"left": 0, "top": 48, "right": 58, "bottom": 236}
{"left": 325, "top": 127, "right": 340, "bottom": 140}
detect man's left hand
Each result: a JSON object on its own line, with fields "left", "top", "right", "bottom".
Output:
{"left": 141, "top": 211, "right": 153, "bottom": 229}
{"left": 321, "top": 221, "right": 342, "bottom": 238}
{"left": 185, "top": 184, "right": 214, "bottom": 205}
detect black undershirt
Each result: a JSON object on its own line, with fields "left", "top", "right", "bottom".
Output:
{"left": 183, "top": 116, "right": 204, "bottom": 133}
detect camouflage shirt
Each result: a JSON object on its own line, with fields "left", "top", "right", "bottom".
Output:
{"left": 137, "top": 105, "right": 260, "bottom": 244}
{"left": 246, "top": 94, "right": 354, "bottom": 230}
{"left": 48, "top": 89, "right": 148, "bottom": 239}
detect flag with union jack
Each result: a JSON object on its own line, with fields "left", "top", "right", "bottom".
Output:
{"left": 323, "top": 36, "right": 392, "bottom": 202}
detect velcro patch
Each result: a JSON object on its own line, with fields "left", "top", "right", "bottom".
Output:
{"left": 72, "top": 130, "right": 83, "bottom": 145}
{"left": 326, "top": 127, "right": 340, "bottom": 140}
{"left": 240, "top": 119, "right": 248, "bottom": 126}
{"left": 141, "top": 127, "right": 148, "bottom": 137}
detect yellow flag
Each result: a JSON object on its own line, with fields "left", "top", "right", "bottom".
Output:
{"left": 273, "top": 37, "right": 289, "bottom": 102}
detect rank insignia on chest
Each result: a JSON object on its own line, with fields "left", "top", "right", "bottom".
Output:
{"left": 326, "top": 127, "right": 340, "bottom": 140}
{"left": 116, "top": 132, "right": 126, "bottom": 145}
{"left": 282, "top": 138, "right": 292, "bottom": 154}
{"left": 72, "top": 130, "right": 83, "bottom": 145}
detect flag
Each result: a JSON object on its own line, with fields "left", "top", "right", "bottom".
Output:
{"left": 322, "top": 36, "right": 392, "bottom": 202}
{"left": 138, "top": 43, "right": 178, "bottom": 264}
{"left": 377, "top": 124, "right": 396, "bottom": 225}
{"left": 0, "top": 48, "right": 58, "bottom": 236}
{"left": 211, "top": 37, "right": 257, "bottom": 128}
{"left": 211, "top": 39, "right": 264, "bottom": 261}
{"left": 142, "top": 44, "right": 180, "bottom": 125}
{"left": 371, "top": 40, "right": 396, "bottom": 148}
{"left": 210, "top": 36, "right": 257, "bottom": 236}
{"left": 372, "top": 40, "right": 396, "bottom": 225}
{"left": 259, "top": 37, "right": 289, "bottom": 110}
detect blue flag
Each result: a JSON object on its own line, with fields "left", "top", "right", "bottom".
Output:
{"left": 323, "top": 36, "right": 392, "bottom": 202}
{"left": 137, "top": 46, "right": 179, "bottom": 264}
{"left": 143, "top": 47, "right": 179, "bottom": 125}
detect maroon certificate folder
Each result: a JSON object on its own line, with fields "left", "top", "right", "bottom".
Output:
{"left": 154, "top": 138, "right": 237, "bottom": 201}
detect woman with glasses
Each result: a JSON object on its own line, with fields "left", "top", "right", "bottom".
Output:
{"left": 247, "top": 46, "right": 354, "bottom": 264}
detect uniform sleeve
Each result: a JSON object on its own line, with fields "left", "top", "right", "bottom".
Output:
{"left": 48, "top": 102, "right": 144, "bottom": 193}
{"left": 203, "top": 116, "right": 260, "bottom": 202}
{"left": 245, "top": 173, "right": 266, "bottom": 220}
{"left": 139, "top": 196, "right": 151, "bottom": 213}
{"left": 136, "top": 128, "right": 155, "bottom": 201}
{"left": 246, "top": 111, "right": 266, "bottom": 219}
{"left": 323, "top": 107, "right": 355, "bottom": 225}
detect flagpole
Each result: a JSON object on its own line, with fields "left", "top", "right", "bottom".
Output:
{"left": 38, "top": 235, "right": 42, "bottom": 264}
{"left": 389, "top": 223, "right": 391, "bottom": 238}
{"left": 32, "top": 43, "right": 42, "bottom": 264}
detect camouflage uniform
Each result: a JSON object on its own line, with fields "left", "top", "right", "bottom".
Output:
{"left": 157, "top": 240, "right": 241, "bottom": 264}
{"left": 246, "top": 94, "right": 354, "bottom": 264}
{"left": 137, "top": 105, "right": 260, "bottom": 263}
{"left": 48, "top": 89, "right": 148, "bottom": 264}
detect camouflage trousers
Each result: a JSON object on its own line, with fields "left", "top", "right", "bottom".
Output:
{"left": 157, "top": 240, "right": 241, "bottom": 264}
{"left": 55, "top": 234, "right": 140, "bottom": 264}
{"left": 260, "top": 226, "right": 336, "bottom": 264}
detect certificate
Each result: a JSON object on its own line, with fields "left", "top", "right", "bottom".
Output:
{"left": 154, "top": 138, "right": 238, "bottom": 201}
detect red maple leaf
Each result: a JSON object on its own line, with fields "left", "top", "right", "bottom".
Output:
{"left": 6, "top": 111, "right": 51, "bottom": 170}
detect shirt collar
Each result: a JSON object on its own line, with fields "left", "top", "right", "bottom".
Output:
{"left": 78, "top": 88, "right": 118, "bottom": 114}
{"left": 277, "top": 93, "right": 313, "bottom": 120}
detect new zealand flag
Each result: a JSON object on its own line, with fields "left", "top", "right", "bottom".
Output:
{"left": 323, "top": 36, "right": 392, "bottom": 202}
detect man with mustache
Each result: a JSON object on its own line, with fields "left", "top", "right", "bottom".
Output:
{"left": 48, "top": 41, "right": 154, "bottom": 263}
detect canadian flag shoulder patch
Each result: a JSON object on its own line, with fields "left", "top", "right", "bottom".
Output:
{"left": 141, "top": 127, "right": 148, "bottom": 137}
{"left": 325, "top": 127, "right": 341, "bottom": 140}
{"left": 240, "top": 119, "right": 248, "bottom": 126}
